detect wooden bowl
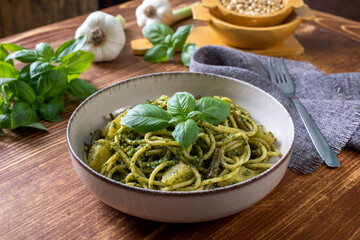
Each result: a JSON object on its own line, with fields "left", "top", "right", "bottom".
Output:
{"left": 202, "top": 0, "right": 304, "bottom": 27}
{"left": 192, "top": 3, "right": 314, "bottom": 49}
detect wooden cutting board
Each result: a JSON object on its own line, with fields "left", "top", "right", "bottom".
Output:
{"left": 131, "top": 26, "right": 304, "bottom": 57}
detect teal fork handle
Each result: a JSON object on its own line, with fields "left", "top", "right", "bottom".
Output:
{"left": 292, "top": 99, "right": 341, "bottom": 168}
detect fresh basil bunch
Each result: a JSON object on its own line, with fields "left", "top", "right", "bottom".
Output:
{"left": 142, "top": 23, "right": 197, "bottom": 66}
{"left": 0, "top": 36, "right": 97, "bottom": 134}
{"left": 121, "top": 92, "right": 231, "bottom": 149}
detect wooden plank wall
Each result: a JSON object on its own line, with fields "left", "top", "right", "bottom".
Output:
{"left": 0, "top": 0, "right": 99, "bottom": 38}
{"left": 0, "top": 0, "right": 359, "bottom": 38}
{"left": 304, "top": 0, "right": 360, "bottom": 22}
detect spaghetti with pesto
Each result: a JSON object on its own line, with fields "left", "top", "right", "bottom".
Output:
{"left": 84, "top": 94, "right": 281, "bottom": 191}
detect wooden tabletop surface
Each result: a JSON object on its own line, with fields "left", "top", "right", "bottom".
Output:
{"left": 1, "top": 0, "right": 360, "bottom": 239}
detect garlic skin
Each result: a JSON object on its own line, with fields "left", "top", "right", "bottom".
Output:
{"left": 136, "top": 0, "right": 173, "bottom": 29}
{"left": 75, "top": 11, "right": 126, "bottom": 62}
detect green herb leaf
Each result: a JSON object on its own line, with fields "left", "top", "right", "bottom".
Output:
{"left": 164, "top": 34, "right": 173, "bottom": 46}
{"left": 121, "top": 103, "right": 172, "bottom": 132}
{"left": 168, "top": 115, "right": 186, "bottom": 125}
{"left": 30, "top": 61, "right": 55, "bottom": 78}
{"left": 196, "top": 97, "right": 231, "bottom": 124}
{"left": 0, "top": 38, "right": 95, "bottom": 134}
{"left": 0, "top": 113, "right": 11, "bottom": 129}
{"left": 55, "top": 35, "right": 87, "bottom": 59}
{"left": 144, "top": 44, "right": 168, "bottom": 63}
{"left": 172, "top": 119, "right": 199, "bottom": 149}
{"left": 67, "top": 78, "right": 98, "bottom": 98}
{"left": 181, "top": 43, "right": 197, "bottom": 67}
{"left": 67, "top": 73, "right": 80, "bottom": 82}
{"left": 1, "top": 100, "right": 12, "bottom": 114}
{"left": 24, "top": 122, "right": 47, "bottom": 131}
{"left": 142, "top": 23, "right": 173, "bottom": 45}
{"left": 11, "top": 101, "right": 38, "bottom": 129}
{"left": 35, "top": 43, "right": 54, "bottom": 60}
{"left": 0, "top": 62, "right": 19, "bottom": 78}
{"left": 187, "top": 110, "right": 201, "bottom": 119}
{"left": 0, "top": 78, "right": 16, "bottom": 87}
{"left": 0, "top": 44, "right": 13, "bottom": 65}
{"left": 5, "top": 49, "right": 38, "bottom": 63}
{"left": 2, "top": 43, "right": 24, "bottom": 52}
{"left": 166, "top": 46, "right": 175, "bottom": 60}
{"left": 38, "top": 96, "right": 65, "bottom": 122}
{"left": 171, "top": 25, "right": 193, "bottom": 50}
{"left": 18, "top": 64, "right": 31, "bottom": 82}
{"left": 167, "top": 92, "right": 196, "bottom": 117}
{"left": 35, "top": 68, "right": 68, "bottom": 97}
{"left": 60, "top": 50, "right": 94, "bottom": 74}
{"left": 10, "top": 80, "right": 36, "bottom": 103}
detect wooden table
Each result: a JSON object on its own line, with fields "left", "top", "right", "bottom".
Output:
{"left": 1, "top": 1, "right": 360, "bottom": 239}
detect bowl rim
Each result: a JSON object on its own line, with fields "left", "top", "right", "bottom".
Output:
{"left": 208, "top": 7, "right": 301, "bottom": 30}
{"left": 211, "top": 0, "right": 293, "bottom": 19}
{"left": 67, "top": 71, "right": 295, "bottom": 197}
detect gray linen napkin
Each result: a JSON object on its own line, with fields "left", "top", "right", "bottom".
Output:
{"left": 189, "top": 45, "right": 360, "bottom": 174}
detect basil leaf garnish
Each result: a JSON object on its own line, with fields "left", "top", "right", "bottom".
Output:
{"left": 0, "top": 114, "right": 12, "bottom": 130}
{"left": 60, "top": 50, "right": 95, "bottom": 74}
{"left": 35, "top": 43, "right": 54, "bottom": 60}
{"left": 67, "top": 78, "right": 98, "bottom": 99}
{"left": 166, "top": 46, "right": 175, "bottom": 60}
{"left": 30, "top": 61, "right": 55, "bottom": 78}
{"left": 172, "top": 119, "right": 199, "bottom": 149}
{"left": 38, "top": 96, "right": 65, "bottom": 122}
{"left": 35, "top": 68, "right": 68, "bottom": 97}
{"left": 55, "top": 35, "right": 87, "bottom": 59}
{"left": 142, "top": 23, "right": 173, "bottom": 45}
{"left": 181, "top": 43, "right": 197, "bottom": 67}
{"left": 121, "top": 104, "right": 172, "bottom": 132}
{"left": 187, "top": 110, "right": 201, "bottom": 119}
{"left": 168, "top": 115, "right": 186, "bottom": 125}
{"left": 2, "top": 43, "right": 24, "bottom": 52}
{"left": 0, "top": 44, "right": 13, "bottom": 65}
{"left": 0, "top": 61, "right": 19, "bottom": 78}
{"left": 142, "top": 23, "right": 195, "bottom": 66}
{"left": 120, "top": 92, "right": 231, "bottom": 149}
{"left": 167, "top": 92, "right": 195, "bottom": 117}
{"left": 10, "top": 80, "right": 36, "bottom": 104}
{"left": 195, "top": 97, "right": 231, "bottom": 124}
{"left": 171, "top": 25, "right": 193, "bottom": 50}
{"left": 5, "top": 49, "right": 38, "bottom": 63}
{"left": 11, "top": 101, "right": 38, "bottom": 129}
{"left": 144, "top": 44, "right": 168, "bottom": 63}
{"left": 0, "top": 78, "right": 16, "bottom": 88}
{"left": 24, "top": 122, "right": 47, "bottom": 131}
{"left": 0, "top": 36, "right": 96, "bottom": 133}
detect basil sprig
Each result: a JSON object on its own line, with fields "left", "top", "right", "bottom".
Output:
{"left": 121, "top": 92, "right": 231, "bottom": 149}
{"left": 0, "top": 36, "right": 97, "bottom": 134}
{"left": 142, "top": 23, "right": 197, "bottom": 66}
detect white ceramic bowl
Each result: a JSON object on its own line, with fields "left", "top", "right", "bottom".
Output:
{"left": 67, "top": 72, "right": 295, "bottom": 223}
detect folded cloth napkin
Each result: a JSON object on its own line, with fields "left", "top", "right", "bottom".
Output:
{"left": 189, "top": 45, "right": 360, "bottom": 174}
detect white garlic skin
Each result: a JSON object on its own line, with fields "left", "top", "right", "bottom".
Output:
{"left": 75, "top": 11, "right": 126, "bottom": 62}
{"left": 136, "top": 0, "right": 173, "bottom": 29}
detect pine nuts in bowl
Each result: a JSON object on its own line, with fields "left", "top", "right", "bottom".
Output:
{"left": 192, "top": 3, "right": 314, "bottom": 49}
{"left": 221, "top": 0, "right": 284, "bottom": 16}
{"left": 202, "top": 0, "right": 304, "bottom": 27}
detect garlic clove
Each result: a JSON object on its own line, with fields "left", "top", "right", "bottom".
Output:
{"left": 136, "top": 0, "right": 173, "bottom": 29}
{"left": 75, "top": 11, "right": 126, "bottom": 62}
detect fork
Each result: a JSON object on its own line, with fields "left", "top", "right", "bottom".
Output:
{"left": 268, "top": 57, "right": 341, "bottom": 168}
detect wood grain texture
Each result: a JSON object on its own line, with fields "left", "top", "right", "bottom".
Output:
{"left": 0, "top": 0, "right": 99, "bottom": 38}
{"left": 1, "top": 0, "right": 359, "bottom": 239}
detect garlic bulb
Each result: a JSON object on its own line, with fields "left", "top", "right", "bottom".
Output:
{"left": 75, "top": 11, "right": 126, "bottom": 62}
{"left": 136, "top": 0, "right": 173, "bottom": 29}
